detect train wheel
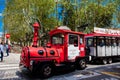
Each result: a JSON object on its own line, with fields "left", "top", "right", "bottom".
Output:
{"left": 40, "top": 64, "right": 53, "bottom": 78}
{"left": 76, "top": 59, "right": 86, "bottom": 70}
{"left": 103, "top": 59, "right": 107, "bottom": 65}
{"left": 108, "top": 58, "right": 112, "bottom": 64}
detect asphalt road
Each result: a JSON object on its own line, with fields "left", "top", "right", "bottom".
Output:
{"left": 0, "top": 53, "right": 120, "bottom": 80}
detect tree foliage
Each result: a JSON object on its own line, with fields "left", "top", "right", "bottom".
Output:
{"left": 60, "top": 0, "right": 116, "bottom": 32}
{"left": 3, "top": 0, "right": 56, "bottom": 45}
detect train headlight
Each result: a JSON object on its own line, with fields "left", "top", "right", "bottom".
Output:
{"left": 50, "top": 50, "right": 55, "bottom": 55}
{"left": 38, "top": 50, "right": 44, "bottom": 55}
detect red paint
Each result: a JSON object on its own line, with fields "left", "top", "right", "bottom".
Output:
{"left": 32, "top": 22, "right": 39, "bottom": 47}
{"left": 79, "top": 44, "right": 85, "bottom": 57}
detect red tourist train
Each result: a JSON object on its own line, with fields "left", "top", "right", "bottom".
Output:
{"left": 19, "top": 22, "right": 120, "bottom": 78}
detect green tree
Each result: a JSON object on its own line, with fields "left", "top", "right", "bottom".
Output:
{"left": 3, "top": 0, "right": 56, "bottom": 46}
{"left": 60, "top": 0, "right": 116, "bottom": 33}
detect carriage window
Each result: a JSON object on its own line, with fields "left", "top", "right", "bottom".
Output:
{"left": 118, "top": 38, "right": 120, "bottom": 46}
{"left": 112, "top": 37, "right": 117, "bottom": 46}
{"left": 86, "top": 38, "right": 94, "bottom": 47}
{"left": 69, "top": 35, "right": 78, "bottom": 46}
{"left": 52, "top": 34, "right": 64, "bottom": 45}
{"left": 117, "top": 38, "right": 120, "bottom": 46}
{"left": 105, "top": 37, "right": 111, "bottom": 46}
{"left": 97, "top": 37, "right": 105, "bottom": 46}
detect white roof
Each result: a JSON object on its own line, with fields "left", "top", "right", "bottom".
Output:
{"left": 57, "top": 26, "right": 71, "bottom": 30}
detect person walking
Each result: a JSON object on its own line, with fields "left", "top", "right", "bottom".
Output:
{"left": 6, "top": 43, "right": 9, "bottom": 56}
{"left": 0, "top": 42, "right": 4, "bottom": 62}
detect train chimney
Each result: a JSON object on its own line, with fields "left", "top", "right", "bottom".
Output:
{"left": 32, "top": 22, "right": 40, "bottom": 47}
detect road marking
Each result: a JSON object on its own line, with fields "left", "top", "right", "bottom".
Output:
{"left": 101, "top": 71, "right": 120, "bottom": 79}
{"left": 87, "top": 62, "right": 120, "bottom": 69}
{"left": 1, "top": 76, "right": 19, "bottom": 79}
{"left": 101, "top": 78, "right": 119, "bottom": 80}
{"left": 0, "top": 64, "right": 18, "bottom": 67}
{"left": 0, "top": 67, "right": 19, "bottom": 70}
{"left": 0, "top": 64, "right": 19, "bottom": 70}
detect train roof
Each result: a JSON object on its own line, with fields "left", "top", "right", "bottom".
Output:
{"left": 85, "top": 33, "right": 120, "bottom": 37}
{"left": 49, "top": 28, "right": 85, "bottom": 36}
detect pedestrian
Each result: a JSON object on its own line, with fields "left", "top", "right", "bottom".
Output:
{"left": 0, "top": 42, "right": 4, "bottom": 62}
{"left": 6, "top": 43, "right": 9, "bottom": 56}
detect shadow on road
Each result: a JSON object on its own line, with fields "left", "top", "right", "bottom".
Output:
{"left": 16, "top": 65, "right": 76, "bottom": 80}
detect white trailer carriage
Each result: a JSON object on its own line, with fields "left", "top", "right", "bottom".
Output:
{"left": 85, "top": 27, "right": 120, "bottom": 64}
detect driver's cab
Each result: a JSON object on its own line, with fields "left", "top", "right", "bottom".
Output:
{"left": 49, "top": 27, "right": 85, "bottom": 62}
{"left": 68, "top": 34, "right": 85, "bottom": 60}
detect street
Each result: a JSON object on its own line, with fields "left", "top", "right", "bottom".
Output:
{"left": 0, "top": 53, "right": 120, "bottom": 80}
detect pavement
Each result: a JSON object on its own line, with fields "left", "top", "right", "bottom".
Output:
{"left": 0, "top": 53, "right": 20, "bottom": 64}
{"left": 0, "top": 53, "right": 20, "bottom": 71}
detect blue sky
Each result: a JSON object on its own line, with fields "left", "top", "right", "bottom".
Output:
{"left": 0, "top": 0, "right": 5, "bottom": 36}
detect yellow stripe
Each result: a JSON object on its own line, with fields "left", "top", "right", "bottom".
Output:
{"left": 101, "top": 71, "right": 120, "bottom": 78}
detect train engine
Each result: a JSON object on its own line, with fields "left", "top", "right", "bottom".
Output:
{"left": 19, "top": 22, "right": 87, "bottom": 78}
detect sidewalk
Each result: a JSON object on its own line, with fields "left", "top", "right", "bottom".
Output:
{"left": 0, "top": 53, "right": 20, "bottom": 64}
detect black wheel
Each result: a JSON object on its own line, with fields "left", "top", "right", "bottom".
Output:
{"left": 76, "top": 59, "right": 86, "bottom": 70}
{"left": 40, "top": 64, "right": 53, "bottom": 78}
{"left": 108, "top": 58, "right": 112, "bottom": 64}
{"left": 103, "top": 59, "right": 107, "bottom": 65}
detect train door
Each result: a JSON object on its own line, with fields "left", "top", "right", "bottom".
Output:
{"left": 86, "top": 37, "right": 95, "bottom": 56}
{"left": 97, "top": 37, "right": 105, "bottom": 57}
{"left": 68, "top": 34, "right": 79, "bottom": 60}
{"left": 112, "top": 37, "right": 117, "bottom": 56}
{"left": 105, "top": 37, "right": 112, "bottom": 56}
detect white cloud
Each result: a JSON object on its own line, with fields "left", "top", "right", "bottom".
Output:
{"left": 0, "top": 13, "right": 2, "bottom": 16}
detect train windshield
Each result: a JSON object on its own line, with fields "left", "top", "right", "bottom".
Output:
{"left": 52, "top": 33, "right": 64, "bottom": 45}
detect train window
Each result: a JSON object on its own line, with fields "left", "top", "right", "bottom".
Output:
{"left": 97, "top": 37, "right": 105, "bottom": 46}
{"left": 118, "top": 38, "right": 120, "bottom": 46}
{"left": 86, "top": 37, "right": 94, "bottom": 47}
{"left": 69, "top": 34, "right": 78, "bottom": 46}
{"left": 80, "top": 36, "right": 84, "bottom": 44}
{"left": 117, "top": 38, "right": 120, "bottom": 46}
{"left": 52, "top": 34, "right": 64, "bottom": 45}
{"left": 105, "top": 37, "right": 111, "bottom": 46}
{"left": 111, "top": 37, "right": 117, "bottom": 46}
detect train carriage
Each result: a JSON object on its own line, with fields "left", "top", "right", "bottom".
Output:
{"left": 85, "top": 27, "right": 120, "bottom": 64}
